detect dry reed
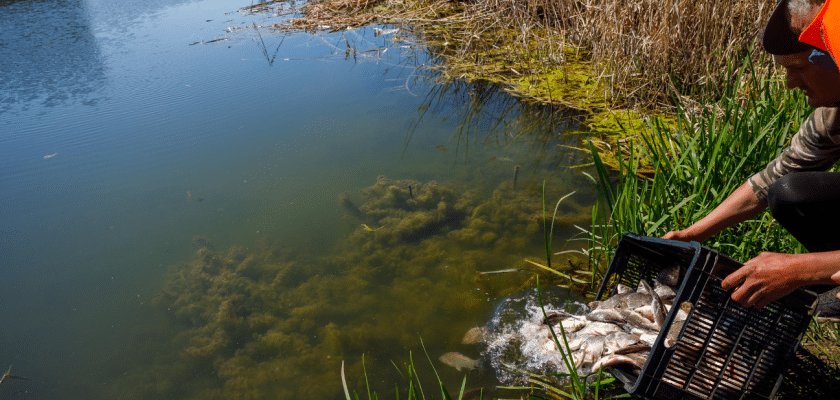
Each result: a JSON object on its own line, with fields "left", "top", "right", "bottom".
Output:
{"left": 260, "top": 0, "right": 778, "bottom": 108}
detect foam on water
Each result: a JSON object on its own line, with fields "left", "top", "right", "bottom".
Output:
{"left": 482, "top": 286, "right": 588, "bottom": 384}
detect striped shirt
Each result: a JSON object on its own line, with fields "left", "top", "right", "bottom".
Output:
{"left": 748, "top": 106, "right": 840, "bottom": 203}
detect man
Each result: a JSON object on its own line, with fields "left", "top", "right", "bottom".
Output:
{"left": 664, "top": 0, "right": 840, "bottom": 312}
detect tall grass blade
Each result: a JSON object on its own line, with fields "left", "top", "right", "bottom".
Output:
{"left": 342, "top": 361, "right": 352, "bottom": 400}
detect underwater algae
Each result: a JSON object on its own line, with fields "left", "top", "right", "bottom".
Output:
{"left": 113, "top": 175, "right": 593, "bottom": 399}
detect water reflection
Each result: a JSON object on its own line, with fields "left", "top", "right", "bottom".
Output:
{"left": 0, "top": 0, "right": 104, "bottom": 113}
{"left": 409, "top": 78, "right": 589, "bottom": 170}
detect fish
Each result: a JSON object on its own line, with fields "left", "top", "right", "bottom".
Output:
{"left": 486, "top": 272, "right": 686, "bottom": 381}
{"left": 360, "top": 224, "right": 382, "bottom": 232}
{"left": 591, "top": 352, "right": 649, "bottom": 374}
{"left": 43, "top": 153, "right": 57, "bottom": 159}
{"left": 604, "top": 331, "right": 649, "bottom": 355}
{"left": 640, "top": 280, "right": 667, "bottom": 328}
{"left": 654, "top": 281, "right": 677, "bottom": 302}
{"left": 615, "top": 283, "right": 634, "bottom": 294}
{"left": 656, "top": 264, "right": 681, "bottom": 287}
{"left": 590, "top": 290, "right": 650, "bottom": 311}
{"left": 462, "top": 326, "right": 486, "bottom": 344}
{"left": 558, "top": 316, "right": 588, "bottom": 333}
{"left": 576, "top": 335, "right": 606, "bottom": 366}
{"left": 576, "top": 321, "right": 621, "bottom": 336}
{"left": 439, "top": 352, "right": 480, "bottom": 371}
{"left": 586, "top": 309, "right": 625, "bottom": 324}
{"left": 621, "top": 308, "right": 659, "bottom": 331}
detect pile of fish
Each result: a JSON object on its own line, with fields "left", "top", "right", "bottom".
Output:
{"left": 441, "top": 266, "right": 689, "bottom": 382}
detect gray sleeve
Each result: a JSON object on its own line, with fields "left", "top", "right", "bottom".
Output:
{"left": 748, "top": 107, "right": 840, "bottom": 203}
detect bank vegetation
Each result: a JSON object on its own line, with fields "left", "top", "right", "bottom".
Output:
{"left": 259, "top": 0, "right": 777, "bottom": 110}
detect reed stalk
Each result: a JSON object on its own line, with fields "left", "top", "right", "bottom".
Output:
{"left": 266, "top": 0, "right": 777, "bottom": 109}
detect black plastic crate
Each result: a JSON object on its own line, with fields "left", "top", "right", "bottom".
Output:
{"left": 596, "top": 232, "right": 818, "bottom": 400}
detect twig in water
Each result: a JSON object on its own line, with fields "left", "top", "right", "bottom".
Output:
{"left": 0, "top": 365, "right": 30, "bottom": 388}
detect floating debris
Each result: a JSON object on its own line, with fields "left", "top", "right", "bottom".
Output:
{"left": 373, "top": 28, "right": 399, "bottom": 37}
{"left": 0, "top": 365, "right": 30, "bottom": 388}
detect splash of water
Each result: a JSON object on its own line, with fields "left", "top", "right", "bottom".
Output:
{"left": 482, "top": 286, "right": 587, "bottom": 384}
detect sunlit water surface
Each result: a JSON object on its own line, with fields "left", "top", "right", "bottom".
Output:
{"left": 0, "top": 0, "right": 597, "bottom": 398}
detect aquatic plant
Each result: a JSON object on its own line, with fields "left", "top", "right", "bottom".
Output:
{"left": 340, "top": 350, "right": 484, "bottom": 400}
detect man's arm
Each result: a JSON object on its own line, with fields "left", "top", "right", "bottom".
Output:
{"left": 663, "top": 181, "right": 766, "bottom": 243}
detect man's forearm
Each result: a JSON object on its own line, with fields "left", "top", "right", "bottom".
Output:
{"left": 665, "top": 181, "right": 766, "bottom": 243}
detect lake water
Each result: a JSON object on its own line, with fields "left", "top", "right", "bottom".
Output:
{"left": 0, "top": 0, "right": 597, "bottom": 398}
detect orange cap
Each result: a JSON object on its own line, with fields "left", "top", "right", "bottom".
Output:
{"left": 800, "top": 0, "right": 840, "bottom": 71}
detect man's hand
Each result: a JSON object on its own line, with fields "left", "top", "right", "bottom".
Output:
{"left": 663, "top": 228, "right": 700, "bottom": 243}
{"left": 721, "top": 252, "right": 805, "bottom": 309}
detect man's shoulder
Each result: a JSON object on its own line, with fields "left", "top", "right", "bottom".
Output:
{"left": 813, "top": 106, "right": 840, "bottom": 135}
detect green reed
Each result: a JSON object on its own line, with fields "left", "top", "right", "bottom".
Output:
{"left": 588, "top": 49, "right": 809, "bottom": 265}
{"left": 341, "top": 350, "right": 477, "bottom": 400}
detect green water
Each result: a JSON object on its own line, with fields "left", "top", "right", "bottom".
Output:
{"left": 0, "top": 0, "right": 597, "bottom": 398}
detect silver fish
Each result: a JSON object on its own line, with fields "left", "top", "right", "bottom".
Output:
{"left": 615, "top": 283, "right": 634, "bottom": 294}
{"left": 564, "top": 335, "right": 587, "bottom": 352}
{"left": 577, "top": 321, "right": 621, "bottom": 336}
{"left": 586, "top": 308, "right": 625, "bottom": 324}
{"left": 573, "top": 335, "right": 607, "bottom": 369}
{"left": 604, "top": 331, "right": 649, "bottom": 355}
{"left": 439, "top": 352, "right": 480, "bottom": 371}
{"left": 462, "top": 326, "right": 486, "bottom": 344}
{"left": 591, "top": 291, "right": 650, "bottom": 311}
{"left": 591, "top": 351, "right": 649, "bottom": 373}
{"left": 621, "top": 308, "right": 659, "bottom": 331}
{"left": 640, "top": 280, "right": 667, "bottom": 328}
{"left": 556, "top": 315, "right": 588, "bottom": 333}
{"left": 656, "top": 264, "right": 681, "bottom": 288}
{"left": 654, "top": 281, "right": 677, "bottom": 303}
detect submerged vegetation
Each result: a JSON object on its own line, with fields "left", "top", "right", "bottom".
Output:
{"left": 112, "top": 174, "right": 596, "bottom": 399}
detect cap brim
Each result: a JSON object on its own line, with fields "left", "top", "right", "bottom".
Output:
{"left": 800, "top": 0, "right": 840, "bottom": 72}
{"left": 762, "top": 0, "right": 814, "bottom": 55}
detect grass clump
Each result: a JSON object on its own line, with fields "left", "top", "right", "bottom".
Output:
{"left": 587, "top": 50, "right": 808, "bottom": 264}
